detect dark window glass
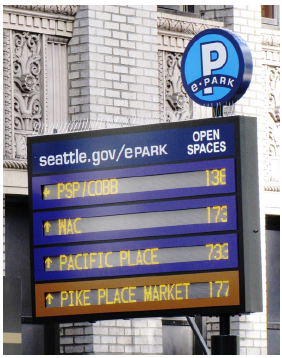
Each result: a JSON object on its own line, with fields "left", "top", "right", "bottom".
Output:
{"left": 261, "top": 5, "right": 280, "bottom": 27}
{"left": 158, "top": 5, "right": 182, "bottom": 11}
{"left": 158, "top": 5, "right": 195, "bottom": 13}
{"left": 261, "top": 5, "right": 274, "bottom": 19}
{"left": 183, "top": 5, "right": 195, "bottom": 13}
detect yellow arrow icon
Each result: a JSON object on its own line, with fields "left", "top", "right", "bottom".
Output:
{"left": 46, "top": 293, "right": 53, "bottom": 305}
{"left": 43, "top": 187, "right": 50, "bottom": 198}
{"left": 44, "top": 221, "right": 51, "bottom": 233}
{"left": 45, "top": 257, "right": 52, "bottom": 269}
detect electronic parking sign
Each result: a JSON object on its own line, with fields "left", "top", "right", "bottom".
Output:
{"left": 27, "top": 116, "right": 262, "bottom": 323}
{"left": 181, "top": 29, "right": 253, "bottom": 107}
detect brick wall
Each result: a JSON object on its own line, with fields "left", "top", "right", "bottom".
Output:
{"left": 68, "top": 5, "right": 159, "bottom": 126}
{"left": 198, "top": 5, "right": 234, "bottom": 26}
{"left": 206, "top": 314, "right": 267, "bottom": 355}
{"left": 60, "top": 319, "right": 163, "bottom": 354}
{"left": 60, "top": 322, "right": 94, "bottom": 354}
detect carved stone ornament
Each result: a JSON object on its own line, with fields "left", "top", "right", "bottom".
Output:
{"left": 268, "top": 67, "right": 280, "bottom": 124}
{"left": 262, "top": 33, "right": 280, "bottom": 48}
{"left": 157, "top": 16, "right": 221, "bottom": 35}
{"left": 3, "top": 29, "right": 13, "bottom": 159}
{"left": 159, "top": 51, "right": 192, "bottom": 122}
{"left": 3, "top": 159, "right": 28, "bottom": 170}
{"left": 13, "top": 31, "right": 42, "bottom": 159}
{"left": 9, "top": 5, "right": 78, "bottom": 17}
{"left": 159, "top": 48, "right": 215, "bottom": 122}
{"left": 264, "top": 66, "right": 280, "bottom": 191}
{"left": 165, "top": 52, "right": 192, "bottom": 121}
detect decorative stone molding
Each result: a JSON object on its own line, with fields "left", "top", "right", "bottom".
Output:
{"left": 3, "top": 26, "right": 70, "bottom": 164}
{"left": 264, "top": 184, "right": 280, "bottom": 192}
{"left": 13, "top": 31, "right": 43, "bottom": 159}
{"left": 268, "top": 66, "right": 280, "bottom": 124}
{"left": 3, "top": 160, "right": 28, "bottom": 170}
{"left": 46, "top": 35, "right": 69, "bottom": 44}
{"left": 157, "top": 13, "right": 223, "bottom": 52}
{"left": 158, "top": 34, "right": 190, "bottom": 53}
{"left": 157, "top": 16, "right": 222, "bottom": 35}
{"left": 264, "top": 65, "right": 280, "bottom": 192}
{"left": 3, "top": 29, "right": 13, "bottom": 159}
{"left": 159, "top": 51, "right": 191, "bottom": 122}
{"left": 157, "top": 13, "right": 218, "bottom": 122}
{"left": 262, "top": 47, "right": 280, "bottom": 66}
{"left": 262, "top": 32, "right": 280, "bottom": 66}
{"left": 3, "top": 6, "right": 75, "bottom": 37}
{"left": 158, "top": 51, "right": 165, "bottom": 121}
{"left": 262, "top": 33, "right": 280, "bottom": 47}
{"left": 262, "top": 30, "right": 280, "bottom": 192}
{"left": 8, "top": 5, "right": 78, "bottom": 17}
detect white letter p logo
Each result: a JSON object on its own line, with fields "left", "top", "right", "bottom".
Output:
{"left": 201, "top": 42, "right": 227, "bottom": 95}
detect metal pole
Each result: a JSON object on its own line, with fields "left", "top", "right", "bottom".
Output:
{"left": 220, "top": 314, "right": 230, "bottom": 335}
{"left": 187, "top": 317, "right": 211, "bottom": 355}
{"left": 211, "top": 315, "right": 239, "bottom": 355}
{"left": 212, "top": 105, "right": 224, "bottom": 118}
{"left": 44, "top": 323, "right": 60, "bottom": 355}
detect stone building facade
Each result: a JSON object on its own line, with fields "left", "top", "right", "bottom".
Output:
{"left": 3, "top": 5, "right": 280, "bottom": 355}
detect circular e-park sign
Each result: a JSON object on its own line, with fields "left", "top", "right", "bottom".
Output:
{"left": 181, "top": 29, "right": 253, "bottom": 107}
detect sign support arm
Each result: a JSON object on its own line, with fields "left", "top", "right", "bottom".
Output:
{"left": 186, "top": 316, "right": 210, "bottom": 355}
{"left": 212, "top": 105, "right": 224, "bottom": 118}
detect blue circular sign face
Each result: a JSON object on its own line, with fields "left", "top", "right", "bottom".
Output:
{"left": 181, "top": 29, "right": 253, "bottom": 107}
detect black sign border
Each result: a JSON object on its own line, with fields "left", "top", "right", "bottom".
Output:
{"left": 27, "top": 115, "right": 262, "bottom": 323}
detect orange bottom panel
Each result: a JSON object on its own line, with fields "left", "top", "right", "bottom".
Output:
{"left": 35, "top": 271, "right": 240, "bottom": 318}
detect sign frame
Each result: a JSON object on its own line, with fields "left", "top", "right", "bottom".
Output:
{"left": 27, "top": 116, "right": 262, "bottom": 323}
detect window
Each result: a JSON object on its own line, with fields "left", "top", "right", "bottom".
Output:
{"left": 261, "top": 5, "right": 280, "bottom": 27}
{"left": 261, "top": 5, "right": 274, "bottom": 18}
{"left": 158, "top": 5, "right": 195, "bottom": 13}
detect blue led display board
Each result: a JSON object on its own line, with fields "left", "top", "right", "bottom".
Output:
{"left": 27, "top": 116, "right": 262, "bottom": 323}
{"left": 33, "top": 195, "right": 237, "bottom": 245}
{"left": 32, "top": 158, "right": 236, "bottom": 210}
{"left": 31, "top": 122, "right": 235, "bottom": 174}
{"left": 34, "top": 234, "right": 238, "bottom": 282}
